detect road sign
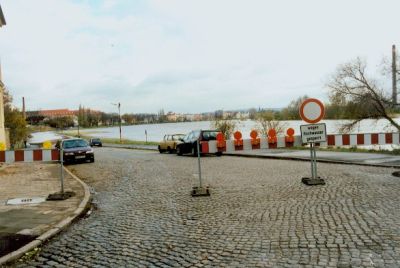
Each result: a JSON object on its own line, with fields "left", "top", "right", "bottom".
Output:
{"left": 299, "top": 98, "right": 325, "bottom": 124}
{"left": 300, "top": 123, "right": 327, "bottom": 144}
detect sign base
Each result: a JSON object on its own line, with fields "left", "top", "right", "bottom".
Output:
{"left": 301, "top": 177, "right": 325, "bottom": 186}
{"left": 191, "top": 186, "right": 210, "bottom": 197}
{"left": 47, "top": 191, "right": 75, "bottom": 201}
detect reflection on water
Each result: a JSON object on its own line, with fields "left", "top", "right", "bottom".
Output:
{"left": 28, "top": 131, "right": 65, "bottom": 144}
{"left": 29, "top": 119, "right": 400, "bottom": 144}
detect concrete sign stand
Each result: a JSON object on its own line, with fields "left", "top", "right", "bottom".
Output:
{"left": 299, "top": 98, "right": 326, "bottom": 186}
{"left": 191, "top": 137, "right": 210, "bottom": 197}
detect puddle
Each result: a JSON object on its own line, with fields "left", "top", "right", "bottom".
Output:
{"left": 0, "top": 233, "right": 37, "bottom": 257}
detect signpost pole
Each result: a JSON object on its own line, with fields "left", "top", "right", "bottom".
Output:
{"left": 310, "top": 143, "right": 315, "bottom": 179}
{"left": 313, "top": 144, "right": 318, "bottom": 179}
{"left": 191, "top": 136, "right": 209, "bottom": 197}
{"left": 197, "top": 138, "right": 202, "bottom": 188}
{"left": 60, "top": 147, "right": 64, "bottom": 194}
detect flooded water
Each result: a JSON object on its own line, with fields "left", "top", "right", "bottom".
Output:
{"left": 30, "top": 119, "right": 400, "bottom": 143}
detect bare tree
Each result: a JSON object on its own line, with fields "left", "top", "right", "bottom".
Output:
{"left": 212, "top": 119, "right": 236, "bottom": 140}
{"left": 256, "top": 110, "right": 287, "bottom": 137}
{"left": 327, "top": 57, "right": 400, "bottom": 132}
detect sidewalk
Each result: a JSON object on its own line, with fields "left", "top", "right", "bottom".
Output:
{"left": 227, "top": 148, "right": 400, "bottom": 168}
{"left": 0, "top": 163, "right": 91, "bottom": 265}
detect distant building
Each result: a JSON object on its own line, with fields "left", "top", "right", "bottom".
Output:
{"left": 35, "top": 109, "right": 75, "bottom": 118}
{"left": 166, "top": 112, "right": 178, "bottom": 122}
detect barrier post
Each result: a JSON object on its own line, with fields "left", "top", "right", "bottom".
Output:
{"left": 191, "top": 137, "right": 210, "bottom": 197}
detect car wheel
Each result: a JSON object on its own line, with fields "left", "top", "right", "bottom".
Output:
{"left": 215, "top": 152, "right": 222, "bottom": 157}
{"left": 158, "top": 146, "right": 163, "bottom": 153}
{"left": 90, "top": 157, "right": 95, "bottom": 163}
{"left": 177, "top": 146, "right": 182, "bottom": 156}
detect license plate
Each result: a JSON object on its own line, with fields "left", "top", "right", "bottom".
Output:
{"left": 75, "top": 155, "right": 85, "bottom": 159}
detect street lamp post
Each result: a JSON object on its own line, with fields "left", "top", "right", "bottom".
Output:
{"left": 112, "top": 102, "right": 122, "bottom": 143}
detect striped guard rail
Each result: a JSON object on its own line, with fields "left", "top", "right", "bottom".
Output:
{"left": 201, "top": 132, "right": 400, "bottom": 154}
{"left": 0, "top": 149, "right": 59, "bottom": 163}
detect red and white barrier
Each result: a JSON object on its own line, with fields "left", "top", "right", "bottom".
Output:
{"left": 0, "top": 149, "right": 59, "bottom": 163}
{"left": 200, "top": 132, "right": 400, "bottom": 154}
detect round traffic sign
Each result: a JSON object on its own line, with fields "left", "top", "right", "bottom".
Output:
{"left": 299, "top": 98, "right": 325, "bottom": 124}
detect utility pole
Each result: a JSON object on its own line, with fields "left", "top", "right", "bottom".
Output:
{"left": 118, "top": 102, "right": 121, "bottom": 143}
{"left": 22, "top": 97, "right": 26, "bottom": 119}
{"left": 393, "top": 44, "right": 397, "bottom": 105}
{"left": 111, "top": 102, "right": 122, "bottom": 142}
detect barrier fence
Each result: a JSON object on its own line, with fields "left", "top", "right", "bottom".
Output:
{"left": 1, "top": 130, "right": 400, "bottom": 163}
{"left": 0, "top": 149, "right": 59, "bottom": 163}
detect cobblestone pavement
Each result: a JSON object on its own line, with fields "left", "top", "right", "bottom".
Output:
{"left": 16, "top": 148, "right": 400, "bottom": 267}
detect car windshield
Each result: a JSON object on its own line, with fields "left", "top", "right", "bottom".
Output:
{"left": 92, "top": 138, "right": 100, "bottom": 142}
{"left": 63, "top": 139, "right": 88, "bottom": 149}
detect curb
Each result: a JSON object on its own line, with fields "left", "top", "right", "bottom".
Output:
{"left": 102, "top": 144, "right": 157, "bottom": 151}
{"left": 0, "top": 166, "right": 92, "bottom": 266}
{"left": 224, "top": 153, "right": 400, "bottom": 169}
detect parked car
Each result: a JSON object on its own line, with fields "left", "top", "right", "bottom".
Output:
{"left": 176, "top": 130, "right": 222, "bottom": 156}
{"left": 158, "top": 134, "right": 185, "bottom": 153}
{"left": 89, "top": 138, "right": 102, "bottom": 147}
{"left": 55, "top": 138, "right": 95, "bottom": 163}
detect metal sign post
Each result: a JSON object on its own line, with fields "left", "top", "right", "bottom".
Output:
{"left": 197, "top": 138, "right": 202, "bottom": 188}
{"left": 299, "top": 98, "right": 326, "bottom": 186}
{"left": 47, "top": 145, "right": 75, "bottom": 201}
{"left": 191, "top": 137, "right": 210, "bottom": 197}
{"left": 300, "top": 124, "right": 326, "bottom": 185}
{"left": 60, "top": 147, "right": 64, "bottom": 194}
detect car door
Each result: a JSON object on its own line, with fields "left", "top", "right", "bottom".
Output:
{"left": 181, "top": 132, "right": 194, "bottom": 154}
{"left": 160, "top": 135, "right": 168, "bottom": 150}
{"left": 166, "top": 135, "right": 174, "bottom": 150}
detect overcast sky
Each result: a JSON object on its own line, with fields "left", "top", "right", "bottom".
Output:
{"left": 0, "top": 0, "right": 399, "bottom": 114}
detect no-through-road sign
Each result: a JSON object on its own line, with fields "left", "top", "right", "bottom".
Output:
{"left": 299, "top": 98, "right": 325, "bottom": 124}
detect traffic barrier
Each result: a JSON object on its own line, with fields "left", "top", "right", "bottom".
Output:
{"left": 201, "top": 130, "right": 400, "bottom": 154}
{"left": 0, "top": 149, "right": 59, "bottom": 163}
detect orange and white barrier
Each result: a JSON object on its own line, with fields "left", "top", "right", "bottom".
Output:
{"left": 0, "top": 149, "right": 59, "bottom": 163}
{"left": 200, "top": 130, "right": 400, "bottom": 154}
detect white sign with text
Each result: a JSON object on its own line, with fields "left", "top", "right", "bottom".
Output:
{"left": 300, "top": 123, "right": 327, "bottom": 143}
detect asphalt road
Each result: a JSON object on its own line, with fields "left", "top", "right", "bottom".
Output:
{"left": 16, "top": 147, "right": 400, "bottom": 267}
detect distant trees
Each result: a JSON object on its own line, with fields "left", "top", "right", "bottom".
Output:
{"left": 3, "top": 88, "right": 29, "bottom": 148}
{"left": 280, "top": 95, "right": 309, "bottom": 120}
{"left": 46, "top": 116, "right": 74, "bottom": 129}
{"left": 121, "top": 113, "right": 136, "bottom": 125}
{"left": 78, "top": 105, "right": 102, "bottom": 127}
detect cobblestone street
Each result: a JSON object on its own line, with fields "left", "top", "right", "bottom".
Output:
{"left": 17, "top": 148, "right": 400, "bottom": 267}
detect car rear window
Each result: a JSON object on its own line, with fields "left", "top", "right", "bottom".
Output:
{"left": 202, "top": 131, "right": 218, "bottom": 141}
